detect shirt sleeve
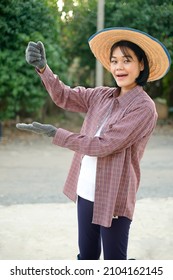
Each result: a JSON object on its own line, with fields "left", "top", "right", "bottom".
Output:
{"left": 52, "top": 105, "right": 157, "bottom": 157}
{"left": 37, "top": 65, "right": 98, "bottom": 113}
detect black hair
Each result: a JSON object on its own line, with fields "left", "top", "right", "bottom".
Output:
{"left": 110, "top": 40, "right": 149, "bottom": 86}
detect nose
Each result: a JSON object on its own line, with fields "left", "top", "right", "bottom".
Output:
{"left": 116, "top": 62, "right": 124, "bottom": 70}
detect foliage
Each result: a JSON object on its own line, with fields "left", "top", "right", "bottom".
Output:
{"left": 0, "top": 0, "right": 67, "bottom": 120}
{"left": 1, "top": 0, "right": 173, "bottom": 121}
{"left": 105, "top": 0, "right": 173, "bottom": 57}
{"left": 58, "top": 0, "right": 97, "bottom": 86}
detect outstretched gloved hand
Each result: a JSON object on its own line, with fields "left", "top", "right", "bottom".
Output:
{"left": 25, "top": 41, "right": 47, "bottom": 69}
{"left": 16, "top": 122, "right": 57, "bottom": 137}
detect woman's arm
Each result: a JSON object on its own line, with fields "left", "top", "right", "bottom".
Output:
{"left": 37, "top": 65, "right": 97, "bottom": 113}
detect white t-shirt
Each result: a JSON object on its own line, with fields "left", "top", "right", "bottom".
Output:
{"left": 76, "top": 119, "right": 107, "bottom": 202}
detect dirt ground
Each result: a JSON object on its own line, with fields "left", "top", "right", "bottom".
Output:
{"left": 0, "top": 123, "right": 173, "bottom": 260}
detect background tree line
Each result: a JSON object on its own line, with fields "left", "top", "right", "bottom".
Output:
{"left": 0, "top": 0, "right": 173, "bottom": 121}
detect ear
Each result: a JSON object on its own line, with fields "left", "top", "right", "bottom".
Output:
{"left": 140, "top": 59, "right": 144, "bottom": 71}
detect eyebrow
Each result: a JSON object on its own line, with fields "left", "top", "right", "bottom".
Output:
{"left": 111, "top": 55, "right": 132, "bottom": 59}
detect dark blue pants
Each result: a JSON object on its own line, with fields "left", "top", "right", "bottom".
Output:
{"left": 77, "top": 196, "right": 131, "bottom": 260}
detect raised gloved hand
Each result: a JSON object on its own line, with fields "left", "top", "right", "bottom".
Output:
{"left": 16, "top": 122, "right": 57, "bottom": 137}
{"left": 25, "top": 41, "right": 47, "bottom": 69}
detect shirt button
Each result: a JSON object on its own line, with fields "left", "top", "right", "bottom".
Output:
{"left": 114, "top": 99, "right": 119, "bottom": 105}
{"left": 113, "top": 215, "right": 118, "bottom": 219}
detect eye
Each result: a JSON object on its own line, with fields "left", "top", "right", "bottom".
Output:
{"left": 110, "top": 59, "right": 117, "bottom": 64}
{"left": 124, "top": 58, "right": 130, "bottom": 63}
{"left": 124, "top": 56, "right": 132, "bottom": 63}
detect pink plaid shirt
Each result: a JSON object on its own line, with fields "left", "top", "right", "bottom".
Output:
{"left": 38, "top": 66, "right": 158, "bottom": 227}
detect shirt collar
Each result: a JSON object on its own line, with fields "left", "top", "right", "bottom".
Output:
{"left": 114, "top": 86, "right": 143, "bottom": 107}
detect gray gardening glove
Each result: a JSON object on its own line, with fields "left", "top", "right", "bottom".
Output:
{"left": 25, "top": 41, "right": 47, "bottom": 69}
{"left": 16, "top": 122, "right": 57, "bottom": 137}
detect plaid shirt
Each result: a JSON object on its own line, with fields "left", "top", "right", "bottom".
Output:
{"left": 38, "top": 66, "right": 158, "bottom": 227}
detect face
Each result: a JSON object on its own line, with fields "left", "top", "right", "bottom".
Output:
{"left": 110, "top": 46, "right": 144, "bottom": 94}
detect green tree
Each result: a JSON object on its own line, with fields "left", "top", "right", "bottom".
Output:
{"left": 1, "top": 0, "right": 173, "bottom": 120}
{"left": 58, "top": 0, "right": 97, "bottom": 86}
{"left": 0, "top": 0, "right": 67, "bottom": 120}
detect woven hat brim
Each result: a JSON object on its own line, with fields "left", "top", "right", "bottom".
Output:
{"left": 88, "top": 27, "right": 171, "bottom": 82}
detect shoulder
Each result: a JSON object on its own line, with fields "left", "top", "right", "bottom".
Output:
{"left": 132, "top": 87, "right": 156, "bottom": 108}
{"left": 140, "top": 89, "right": 157, "bottom": 111}
{"left": 92, "top": 86, "right": 117, "bottom": 99}
{"left": 126, "top": 87, "right": 157, "bottom": 117}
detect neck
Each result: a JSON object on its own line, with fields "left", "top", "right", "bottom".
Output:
{"left": 119, "top": 84, "right": 138, "bottom": 96}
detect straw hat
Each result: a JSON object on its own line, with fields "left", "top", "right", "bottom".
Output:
{"left": 88, "top": 27, "right": 171, "bottom": 82}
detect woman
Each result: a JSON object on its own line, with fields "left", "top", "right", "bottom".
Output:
{"left": 17, "top": 27, "right": 171, "bottom": 260}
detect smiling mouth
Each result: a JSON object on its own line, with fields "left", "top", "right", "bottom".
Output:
{"left": 116, "top": 74, "right": 128, "bottom": 78}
